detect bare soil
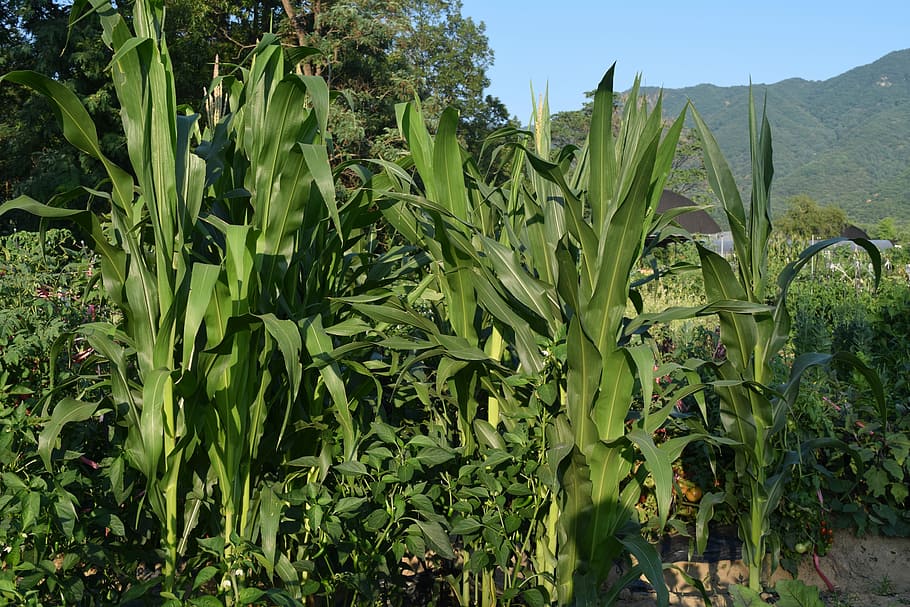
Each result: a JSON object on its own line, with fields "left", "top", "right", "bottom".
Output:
{"left": 616, "top": 533, "right": 910, "bottom": 606}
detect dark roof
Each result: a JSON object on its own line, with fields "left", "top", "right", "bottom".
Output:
{"left": 657, "top": 190, "right": 721, "bottom": 235}
{"left": 841, "top": 224, "right": 869, "bottom": 239}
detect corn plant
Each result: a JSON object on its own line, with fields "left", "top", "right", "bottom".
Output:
{"left": 373, "top": 67, "right": 709, "bottom": 606}
{"left": 689, "top": 91, "right": 884, "bottom": 591}
{"left": 0, "top": 0, "right": 365, "bottom": 598}
{"left": 519, "top": 69, "right": 691, "bottom": 607}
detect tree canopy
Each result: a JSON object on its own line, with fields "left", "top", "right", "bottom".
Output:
{"left": 776, "top": 194, "right": 849, "bottom": 239}
{"left": 0, "top": 0, "right": 509, "bottom": 217}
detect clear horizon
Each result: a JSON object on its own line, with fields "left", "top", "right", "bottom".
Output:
{"left": 459, "top": 0, "right": 910, "bottom": 119}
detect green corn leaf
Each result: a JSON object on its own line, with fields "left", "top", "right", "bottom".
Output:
{"left": 137, "top": 369, "right": 171, "bottom": 483}
{"left": 297, "top": 74, "right": 329, "bottom": 137}
{"left": 183, "top": 264, "right": 221, "bottom": 368}
{"left": 0, "top": 71, "right": 134, "bottom": 209}
{"left": 555, "top": 238, "right": 579, "bottom": 317}
{"left": 586, "top": 139, "right": 657, "bottom": 353}
{"left": 481, "top": 236, "right": 559, "bottom": 333}
{"left": 473, "top": 419, "right": 505, "bottom": 450}
{"left": 628, "top": 344, "right": 656, "bottom": 424}
{"left": 300, "top": 143, "right": 341, "bottom": 234}
{"left": 592, "top": 347, "right": 634, "bottom": 443}
{"left": 259, "top": 484, "right": 282, "bottom": 579}
{"left": 566, "top": 317, "right": 600, "bottom": 452}
{"left": 696, "top": 244, "right": 755, "bottom": 370}
{"left": 690, "top": 104, "right": 751, "bottom": 291}
{"left": 627, "top": 428, "right": 673, "bottom": 530}
{"left": 396, "top": 101, "right": 437, "bottom": 200}
{"left": 695, "top": 492, "right": 727, "bottom": 556}
{"left": 749, "top": 91, "right": 774, "bottom": 300}
{"left": 433, "top": 107, "right": 470, "bottom": 221}
{"left": 470, "top": 267, "right": 545, "bottom": 374}
{"left": 433, "top": 333, "right": 490, "bottom": 361}
{"left": 555, "top": 449, "right": 593, "bottom": 606}
{"left": 618, "top": 533, "right": 670, "bottom": 607}
{"left": 588, "top": 66, "right": 616, "bottom": 231}
{"left": 304, "top": 315, "right": 355, "bottom": 459}
{"left": 586, "top": 443, "right": 632, "bottom": 563}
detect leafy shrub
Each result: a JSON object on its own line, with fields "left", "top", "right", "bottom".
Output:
{"left": 0, "top": 228, "right": 106, "bottom": 399}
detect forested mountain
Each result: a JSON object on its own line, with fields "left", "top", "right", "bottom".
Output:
{"left": 644, "top": 49, "right": 910, "bottom": 226}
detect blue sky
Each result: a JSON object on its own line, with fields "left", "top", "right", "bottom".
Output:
{"left": 459, "top": 1, "right": 910, "bottom": 119}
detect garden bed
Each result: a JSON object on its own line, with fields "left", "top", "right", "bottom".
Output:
{"left": 616, "top": 533, "right": 910, "bottom": 606}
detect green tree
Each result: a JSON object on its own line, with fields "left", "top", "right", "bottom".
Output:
{"left": 280, "top": 0, "right": 509, "bottom": 157}
{"left": 776, "top": 194, "right": 848, "bottom": 239}
{"left": 0, "top": 0, "right": 118, "bottom": 219}
{"left": 873, "top": 216, "right": 898, "bottom": 241}
{"left": 0, "top": 0, "right": 508, "bottom": 214}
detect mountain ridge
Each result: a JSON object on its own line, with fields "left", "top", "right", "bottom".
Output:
{"left": 641, "top": 48, "right": 910, "bottom": 226}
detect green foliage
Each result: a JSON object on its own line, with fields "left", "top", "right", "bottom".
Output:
{"left": 730, "top": 579, "right": 824, "bottom": 607}
{"left": 0, "top": 0, "right": 509, "bottom": 212}
{"left": 0, "top": 346, "right": 159, "bottom": 605}
{"left": 0, "top": 229, "right": 111, "bottom": 403}
{"left": 776, "top": 195, "right": 848, "bottom": 240}
{"left": 4, "top": 0, "right": 908, "bottom": 604}
{"left": 689, "top": 90, "right": 883, "bottom": 591}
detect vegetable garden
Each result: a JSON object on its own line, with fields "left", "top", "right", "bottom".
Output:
{"left": 1, "top": 1, "right": 908, "bottom": 606}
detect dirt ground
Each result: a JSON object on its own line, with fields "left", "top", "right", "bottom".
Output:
{"left": 615, "top": 533, "right": 910, "bottom": 606}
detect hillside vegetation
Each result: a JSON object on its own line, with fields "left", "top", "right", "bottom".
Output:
{"left": 645, "top": 49, "right": 910, "bottom": 226}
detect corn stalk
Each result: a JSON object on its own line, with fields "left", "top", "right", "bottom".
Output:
{"left": 689, "top": 91, "right": 884, "bottom": 591}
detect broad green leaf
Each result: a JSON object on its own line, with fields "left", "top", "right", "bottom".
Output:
{"left": 22, "top": 491, "right": 41, "bottom": 532}
{"left": 774, "top": 579, "right": 824, "bottom": 607}
{"left": 415, "top": 520, "right": 455, "bottom": 559}
{"left": 193, "top": 566, "right": 219, "bottom": 591}
{"left": 334, "top": 461, "right": 367, "bottom": 476}
{"left": 38, "top": 399, "right": 99, "bottom": 470}
{"left": 238, "top": 588, "right": 266, "bottom": 605}
{"left": 334, "top": 496, "right": 367, "bottom": 514}
{"left": 729, "top": 584, "right": 767, "bottom": 607}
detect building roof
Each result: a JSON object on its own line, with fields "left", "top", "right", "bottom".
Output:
{"left": 841, "top": 224, "right": 869, "bottom": 239}
{"left": 657, "top": 190, "right": 721, "bottom": 235}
